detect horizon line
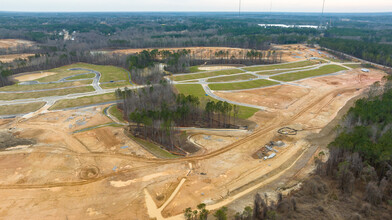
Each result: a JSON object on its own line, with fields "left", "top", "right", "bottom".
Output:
{"left": 1, "top": 11, "right": 391, "bottom": 14}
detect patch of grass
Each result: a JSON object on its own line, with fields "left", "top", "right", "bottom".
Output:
{"left": 66, "top": 73, "right": 96, "bottom": 80}
{"left": 271, "top": 65, "right": 348, "bottom": 82}
{"left": 171, "top": 68, "right": 244, "bottom": 81}
{"left": 0, "top": 86, "right": 95, "bottom": 101}
{"left": 209, "top": 79, "right": 279, "bottom": 91}
{"left": 128, "top": 134, "right": 180, "bottom": 159}
{"left": 0, "top": 102, "right": 46, "bottom": 115}
{"left": 108, "top": 105, "right": 126, "bottom": 122}
{"left": 49, "top": 93, "right": 117, "bottom": 110}
{"left": 37, "top": 62, "right": 130, "bottom": 83}
{"left": 100, "top": 81, "right": 132, "bottom": 89}
{"left": 344, "top": 64, "right": 362, "bottom": 69}
{"left": 243, "top": 60, "right": 318, "bottom": 72}
{"left": 174, "top": 84, "right": 208, "bottom": 97}
{"left": 207, "top": 74, "right": 257, "bottom": 82}
{"left": 189, "top": 66, "right": 202, "bottom": 73}
{"left": 0, "top": 80, "right": 92, "bottom": 92}
{"left": 174, "top": 84, "right": 258, "bottom": 119}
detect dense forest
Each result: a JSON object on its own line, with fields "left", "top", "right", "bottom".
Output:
{"left": 115, "top": 82, "right": 240, "bottom": 154}
{"left": 319, "top": 38, "right": 392, "bottom": 67}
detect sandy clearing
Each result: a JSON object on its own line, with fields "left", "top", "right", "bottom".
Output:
{"left": 13, "top": 72, "right": 58, "bottom": 82}
{"left": 0, "top": 53, "right": 35, "bottom": 63}
{"left": 0, "top": 39, "right": 34, "bottom": 49}
{"left": 110, "top": 172, "right": 169, "bottom": 187}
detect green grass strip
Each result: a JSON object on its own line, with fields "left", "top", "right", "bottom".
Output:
{"left": 171, "top": 69, "right": 244, "bottom": 81}
{"left": 243, "top": 60, "right": 318, "bottom": 72}
{"left": 270, "top": 65, "right": 348, "bottom": 82}
{"left": 209, "top": 79, "right": 279, "bottom": 91}
{"left": 207, "top": 74, "right": 257, "bottom": 82}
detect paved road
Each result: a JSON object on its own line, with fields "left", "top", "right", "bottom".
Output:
{"left": 0, "top": 59, "right": 360, "bottom": 117}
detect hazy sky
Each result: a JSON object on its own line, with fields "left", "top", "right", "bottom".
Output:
{"left": 1, "top": 0, "right": 391, "bottom": 13}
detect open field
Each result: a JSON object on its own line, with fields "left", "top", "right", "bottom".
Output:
{"left": 100, "top": 81, "right": 132, "bottom": 89}
{"left": 66, "top": 73, "right": 96, "bottom": 80}
{"left": 49, "top": 93, "right": 117, "bottom": 110}
{"left": 0, "top": 80, "right": 92, "bottom": 92}
{"left": 108, "top": 105, "right": 126, "bottom": 122}
{"left": 271, "top": 65, "right": 348, "bottom": 82}
{"left": 24, "top": 63, "right": 130, "bottom": 83}
{"left": 0, "top": 53, "right": 35, "bottom": 63}
{"left": 243, "top": 60, "right": 318, "bottom": 72}
{"left": 170, "top": 69, "right": 244, "bottom": 81}
{"left": 0, "top": 102, "right": 45, "bottom": 115}
{"left": 0, "top": 39, "right": 35, "bottom": 49}
{"left": 209, "top": 79, "right": 279, "bottom": 91}
{"left": 174, "top": 84, "right": 259, "bottom": 119}
{"left": 344, "top": 64, "right": 362, "bottom": 69}
{"left": 207, "top": 74, "right": 257, "bottom": 82}
{"left": 0, "top": 86, "right": 95, "bottom": 100}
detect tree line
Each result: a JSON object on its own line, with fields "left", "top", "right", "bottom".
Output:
{"left": 114, "top": 83, "right": 241, "bottom": 154}
{"left": 319, "top": 38, "right": 392, "bottom": 67}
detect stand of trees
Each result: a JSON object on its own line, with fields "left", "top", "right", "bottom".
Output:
{"left": 115, "top": 83, "right": 240, "bottom": 153}
{"left": 319, "top": 38, "right": 392, "bottom": 67}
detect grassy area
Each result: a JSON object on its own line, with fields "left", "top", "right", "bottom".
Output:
{"left": 174, "top": 84, "right": 259, "bottom": 119}
{"left": 100, "top": 81, "right": 132, "bottom": 89}
{"left": 0, "top": 86, "right": 95, "bottom": 101}
{"left": 37, "top": 62, "right": 130, "bottom": 83}
{"left": 271, "top": 65, "right": 348, "bottom": 82}
{"left": 209, "top": 79, "right": 279, "bottom": 91}
{"left": 128, "top": 134, "right": 180, "bottom": 159}
{"left": 344, "top": 64, "right": 362, "bottom": 69}
{"left": 207, "top": 74, "right": 257, "bottom": 82}
{"left": 49, "top": 93, "right": 117, "bottom": 110}
{"left": 66, "top": 73, "right": 95, "bottom": 80}
{"left": 189, "top": 66, "right": 202, "bottom": 73}
{"left": 171, "top": 69, "right": 244, "bottom": 81}
{"left": 243, "top": 60, "right": 318, "bottom": 72}
{"left": 108, "top": 105, "right": 126, "bottom": 122}
{"left": 0, "top": 80, "right": 92, "bottom": 92}
{"left": 0, "top": 102, "right": 46, "bottom": 115}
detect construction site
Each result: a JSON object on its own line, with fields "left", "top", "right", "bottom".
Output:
{"left": 0, "top": 44, "right": 387, "bottom": 219}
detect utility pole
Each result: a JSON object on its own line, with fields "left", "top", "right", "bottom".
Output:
{"left": 319, "top": 0, "right": 326, "bottom": 29}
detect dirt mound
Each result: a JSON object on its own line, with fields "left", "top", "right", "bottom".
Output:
{"left": 0, "top": 132, "right": 35, "bottom": 150}
{"left": 79, "top": 166, "right": 100, "bottom": 180}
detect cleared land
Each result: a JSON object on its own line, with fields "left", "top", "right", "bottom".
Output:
{"left": 0, "top": 80, "right": 92, "bottom": 92}
{"left": 209, "top": 79, "right": 279, "bottom": 91}
{"left": 271, "top": 65, "right": 348, "bottom": 82}
{"left": 344, "top": 64, "right": 362, "bottom": 69}
{"left": 0, "top": 102, "right": 46, "bottom": 115}
{"left": 49, "top": 93, "right": 117, "bottom": 110}
{"left": 108, "top": 105, "right": 126, "bottom": 123}
{"left": 207, "top": 74, "right": 257, "bottom": 82}
{"left": 174, "top": 84, "right": 259, "bottom": 119}
{"left": 35, "top": 63, "right": 130, "bottom": 83}
{"left": 100, "top": 81, "right": 132, "bottom": 89}
{"left": 128, "top": 134, "right": 180, "bottom": 159}
{"left": 0, "top": 86, "right": 95, "bottom": 101}
{"left": 0, "top": 53, "right": 35, "bottom": 63}
{"left": 243, "top": 60, "right": 318, "bottom": 72}
{"left": 66, "top": 73, "right": 96, "bottom": 80}
{"left": 171, "top": 69, "right": 244, "bottom": 81}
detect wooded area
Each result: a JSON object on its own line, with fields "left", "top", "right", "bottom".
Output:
{"left": 115, "top": 82, "right": 241, "bottom": 154}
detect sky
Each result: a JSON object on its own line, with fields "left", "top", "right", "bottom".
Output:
{"left": 0, "top": 0, "right": 391, "bottom": 13}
